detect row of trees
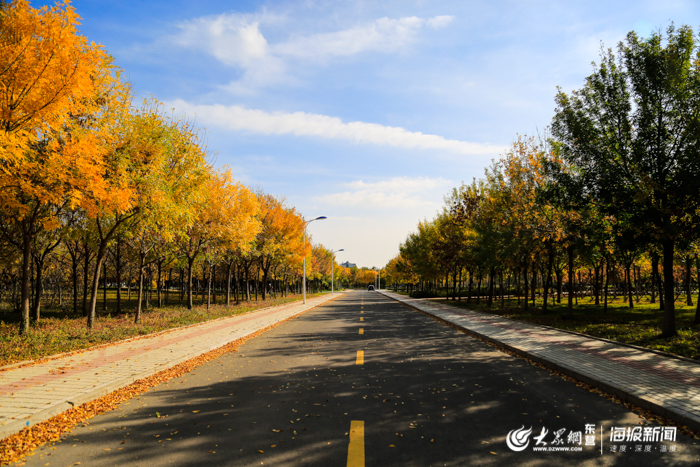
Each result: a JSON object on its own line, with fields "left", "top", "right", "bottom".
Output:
{"left": 384, "top": 25, "right": 700, "bottom": 338}
{"left": 0, "top": 0, "right": 343, "bottom": 334}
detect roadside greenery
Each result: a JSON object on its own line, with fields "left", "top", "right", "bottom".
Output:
{"left": 0, "top": 292, "right": 323, "bottom": 367}
{"left": 384, "top": 24, "right": 700, "bottom": 344}
{"left": 0, "top": 1, "right": 354, "bottom": 338}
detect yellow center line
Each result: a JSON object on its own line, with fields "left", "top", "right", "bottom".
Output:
{"left": 360, "top": 311, "right": 363, "bottom": 313}
{"left": 360, "top": 317, "right": 364, "bottom": 321}
{"left": 347, "top": 420, "right": 365, "bottom": 466}
{"left": 356, "top": 350, "right": 364, "bottom": 365}
{"left": 359, "top": 328, "right": 364, "bottom": 335}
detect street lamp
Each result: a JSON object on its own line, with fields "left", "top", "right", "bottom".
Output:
{"left": 303, "top": 216, "right": 326, "bottom": 304}
{"left": 330, "top": 249, "right": 344, "bottom": 295}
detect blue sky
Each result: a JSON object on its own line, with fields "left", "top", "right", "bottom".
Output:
{"left": 45, "top": 0, "right": 700, "bottom": 268}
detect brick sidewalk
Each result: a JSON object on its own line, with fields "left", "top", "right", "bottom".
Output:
{"left": 379, "top": 290, "right": 700, "bottom": 432}
{"left": 0, "top": 294, "right": 340, "bottom": 440}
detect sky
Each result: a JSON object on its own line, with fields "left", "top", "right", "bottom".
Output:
{"left": 39, "top": 0, "right": 700, "bottom": 269}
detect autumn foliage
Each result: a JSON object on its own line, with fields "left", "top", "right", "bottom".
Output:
{"left": 0, "top": 1, "right": 342, "bottom": 337}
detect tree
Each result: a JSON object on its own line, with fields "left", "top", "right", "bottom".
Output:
{"left": 552, "top": 25, "right": 700, "bottom": 337}
{"left": 176, "top": 169, "right": 259, "bottom": 309}
{"left": 254, "top": 195, "right": 303, "bottom": 300}
{"left": 0, "top": 0, "right": 112, "bottom": 334}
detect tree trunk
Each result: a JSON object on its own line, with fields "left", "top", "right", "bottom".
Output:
{"left": 542, "top": 246, "right": 555, "bottom": 313}
{"left": 135, "top": 257, "right": 145, "bottom": 324}
{"left": 102, "top": 259, "right": 107, "bottom": 312}
{"left": 500, "top": 271, "right": 504, "bottom": 309}
{"left": 650, "top": 254, "right": 658, "bottom": 304}
{"left": 567, "top": 245, "right": 574, "bottom": 318}
{"left": 19, "top": 233, "right": 31, "bottom": 333}
{"left": 187, "top": 257, "right": 195, "bottom": 309}
{"left": 245, "top": 266, "right": 250, "bottom": 301}
{"left": 695, "top": 258, "right": 700, "bottom": 324}
{"left": 531, "top": 262, "right": 537, "bottom": 306}
{"left": 86, "top": 241, "right": 109, "bottom": 330}
{"left": 207, "top": 262, "right": 212, "bottom": 310}
{"left": 686, "top": 259, "right": 693, "bottom": 306}
{"left": 72, "top": 256, "right": 78, "bottom": 315}
{"left": 116, "top": 240, "right": 122, "bottom": 313}
{"left": 226, "top": 261, "right": 233, "bottom": 307}
{"left": 31, "top": 256, "right": 44, "bottom": 321}
{"left": 157, "top": 261, "right": 163, "bottom": 308}
{"left": 523, "top": 257, "right": 529, "bottom": 312}
{"left": 476, "top": 272, "right": 482, "bottom": 304}
{"left": 487, "top": 267, "right": 494, "bottom": 307}
{"left": 261, "top": 262, "right": 269, "bottom": 301}
{"left": 594, "top": 262, "right": 600, "bottom": 305}
{"left": 626, "top": 263, "right": 634, "bottom": 308}
{"left": 467, "top": 269, "right": 473, "bottom": 304}
{"left": 179, "top": 267, "right": 184, "bottom": 304}
{"left": 457, "top": 268, "right": 462, "bottom": 301}
{"left": 661, "top": 238, "right": 676, "bottom": 338}
{"left": 82, "top": 240, "right": 90, "bottom": 317}
{"left": 556, "top": 269, "right": 562, "bottom": 304}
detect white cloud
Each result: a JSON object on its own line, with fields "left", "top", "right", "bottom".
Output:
{"left": 174, "top": 16, "right": 269, "bottom": 67}
{"left": 316, "top": 176, "right": 451, "bottom": 208}
{"left": 169, "top": 99, "right": 506, "bottom": 155}
{"left": 171, "top": 12, "right": 287, "bottom": 90}
{"left": 427, "top": 15, "right": 455, "bottom": 29}
{"left": 274, "top": 16, "right": 453, "bottom": 61}
{"left": 168, "top": 13, "right": 454, "bottom": 92}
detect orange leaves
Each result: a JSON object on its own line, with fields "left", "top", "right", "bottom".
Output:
{"left": 0, "top": 0, "right": 111, "bottom": 136}
{"left": 0, "top": 0, "right": 118, "bottom": 227}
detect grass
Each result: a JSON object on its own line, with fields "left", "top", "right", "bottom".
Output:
{"left": 395, "top": 290, "right": 700, "bottom": 360}
{"left": 0, "top": 290, "right": 325, "bottom": 367}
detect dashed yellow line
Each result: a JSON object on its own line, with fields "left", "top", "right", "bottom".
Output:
{"left": 347, "top": 420, "right": 365, "bottom": 467}
{"left": 359, "top": 328, "right": 364, "bottom": 335}
{"left": 360, "top": 317, "right": 364, "bottom": 322}
{"left": 360, "top": 310, "right": 363, "bottom": 313}
{"left": 356, "top": 350, "right": 364, "bottom": 365}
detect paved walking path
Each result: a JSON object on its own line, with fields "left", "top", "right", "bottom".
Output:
{"left": 0, "top": 294, "right": 340, "bottom": 440}
{"left": 379, "top": 290, "right": 700, "bottom": 432}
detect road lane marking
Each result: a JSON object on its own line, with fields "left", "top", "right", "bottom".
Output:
{"left": 359, "top": 328, "right": 364, "bottom": 335}
{"left": 360, "top": 317, "right": 364, "bottom": 321}
{"left": 356, "top": 351, "right": 364, "bottom": 365}
{"left": 347, "top": 420, "right": 365, "bottom": 467}
{"left": 360, "top": 311, "right": 363, "bottom": 313}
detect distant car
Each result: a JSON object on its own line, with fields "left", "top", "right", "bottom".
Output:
{"left": 367, "top": 285, "right": 375, "bottom": 291}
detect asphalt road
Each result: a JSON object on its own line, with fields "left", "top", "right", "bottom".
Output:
{"left": 16, "top": 290, "right": 700, "bottom": 466}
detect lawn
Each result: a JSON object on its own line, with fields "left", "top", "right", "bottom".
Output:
{"left": 413, "top": 292, "right": 700, "bottom": 360}
{"left": 0, "top": 290, "right": 323, "bottom": 367}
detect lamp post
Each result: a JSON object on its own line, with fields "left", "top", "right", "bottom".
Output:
{"left": 378, "top": 267, "right": 381, "bottom": 291}
{"left": 303, "top": 216, "right": 326, "bottom": 304}
{"left": 330, "top": 249, "right": 344, "bottom": 295}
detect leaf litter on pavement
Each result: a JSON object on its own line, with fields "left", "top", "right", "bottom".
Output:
{"left": 0, "top": 312, "right": 310, "bottom": 466}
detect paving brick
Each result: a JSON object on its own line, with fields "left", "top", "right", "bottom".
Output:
{"left": 0, "top": 294, "right": 338, "bottom": 440}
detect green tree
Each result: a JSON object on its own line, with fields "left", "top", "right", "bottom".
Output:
{"left": 551, "top": 25, "right": 700, "bottom": 337}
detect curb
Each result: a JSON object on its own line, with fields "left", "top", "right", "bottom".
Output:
{"left": 0, "top": 293, "right": 341, "bottom": 441}
{"left": 379, "top": 291, "right": 700, "bottom": 433}
{"left": 0, "top": 295, "right": 329, "bottom": 373}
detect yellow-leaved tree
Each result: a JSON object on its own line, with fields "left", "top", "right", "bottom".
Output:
{"left": 176, "top": 169, "right": 259, "bottom": 309}
{"left": 0, "top": 0, "right": 113, "bottom": 334}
